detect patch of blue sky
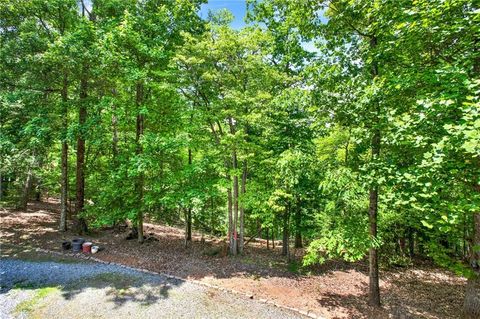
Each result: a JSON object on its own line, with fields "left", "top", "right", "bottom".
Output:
{"left": 200, "top": 0, "right": 322, "bottom": 54}
{"left": 199, "top": 0, "right": 248, "bottom": 30}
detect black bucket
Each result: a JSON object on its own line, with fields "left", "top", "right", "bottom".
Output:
{"left": 72, "top": 238, "right": 85, "bottom": 252}
{"left": 62, "top": 241, "right": 71, "bottom": 250}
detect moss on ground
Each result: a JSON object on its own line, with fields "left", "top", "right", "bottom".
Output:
{"left": 14, "top": 286, "right": 60, "bottom": 316}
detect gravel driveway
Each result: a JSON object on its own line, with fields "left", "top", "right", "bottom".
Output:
{"left": 0, "top": 252, "right": 305, "bottom": 319}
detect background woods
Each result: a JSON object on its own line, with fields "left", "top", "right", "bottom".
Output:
{"left": 0, "top": 0, "right": 479, "bottom": 317}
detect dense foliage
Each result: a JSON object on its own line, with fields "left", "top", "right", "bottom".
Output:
{"left": 1, "top": 0, "right": 478, "bottom": 314}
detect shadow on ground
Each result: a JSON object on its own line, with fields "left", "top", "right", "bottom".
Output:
{"left": 0, "top": 248, "right": 183, "bottom": 308}
{"left": 0, "top": 201, "right": 467, "bottom": 319}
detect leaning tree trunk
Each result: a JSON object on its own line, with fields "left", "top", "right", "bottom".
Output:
{"left": 74, "top": 70, "right": 88, "bottom": 235}
{"left": 59, "top": 74, "right": 69, "bottom": 232}
{"left": 135, "top": 82, "right": 144, "bottom": 244}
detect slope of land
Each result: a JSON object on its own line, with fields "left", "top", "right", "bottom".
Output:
{"left": 0, "top": 200, "right": 466, "bottom": 319}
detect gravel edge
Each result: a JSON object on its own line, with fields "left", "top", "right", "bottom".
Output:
{"left": 34, "top": 248, "right": 323, "bottom": 319}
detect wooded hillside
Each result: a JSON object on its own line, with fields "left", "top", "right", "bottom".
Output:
{"left": 0, "top": 1, "right": 479, "bottom": 317}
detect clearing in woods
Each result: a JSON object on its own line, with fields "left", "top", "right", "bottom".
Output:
{"left": 0, "top": 200, "right": 466, "bottom": 319}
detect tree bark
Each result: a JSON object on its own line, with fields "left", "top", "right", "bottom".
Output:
{"left": 266, "top": 228, "right": 270, "bottom": 249}
{"left": 135, "top": 82, "right": 144, "bottom": 244}
{"left": 19, "top": 168, "right": 33, "bottom": 210}
{"left": 74, "top": 70, "right": 88, "bottom": 235}
{"left": 463, "top": 33, "right": 480, "bottom": 319}
{"left": 186, "top": 147, "right": 192, "bottom": 241}
{"left": 367, "top": 35, "right": 381, "bottom": 307}
{"left": 228, "top": 117, "right": 239, "bottom": 255}
{"left": 112, "top": 95, "right": 118, "bottom": 160}
{"left": 59, "top": 74, "right": 68, "bottom": 232}
{"left": 368, "top": 132, "right": 381, "bottom": 307}
{"left": 294, "top": 201, "right": 303, "bottom": 248}
{"left": 463, "top": 184, "right": 480, "bottom": 318}
{"left": 272, "top": 227, "right": 275, "bottom": 249}
{"left": 232, "top": 149, "right": 239, "bottom": 256}
{"left": 282, "top": 206, "right": 290, "bottom": 256}
{"left": 238, "top": 160, "right": 247, "bottom": 254}
{"left": 407, "top": 228, "right": 415, "bottom": 257}
{"left": 228, "top": 185, "right": 234, "bottom": 254}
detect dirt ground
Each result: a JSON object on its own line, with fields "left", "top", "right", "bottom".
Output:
{"left": 0, "top": 200, "right": 466, "bottom": 319}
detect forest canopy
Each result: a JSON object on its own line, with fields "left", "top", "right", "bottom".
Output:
{"left": 0, "top": 0, "right": 479, "bottom": 316}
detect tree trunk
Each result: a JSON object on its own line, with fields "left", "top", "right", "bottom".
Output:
{"left": 135, "top": 82, "right": 144, "bottom": 244}
{"left": 187, "top": 207, "right": 192, "bottom": 241}
{"left": 272, "top": 227, "right": 275, "bottom": 249}
{"left": 74, "top": 70, "right": 88, "bottom": 235}
{"left": 238, "top": 160, "right": 247, "bottom": 254}
{"left": 59, "top": 74, "right": 68, "bottom": 232}
{"left": 464, "top": 274, "right": 480, "bottom": 319}
{"left": 282, "top": 206, "right": 290, "bottom": 256}
{"left": 407, "top": 228, "right": 415, "bottom": 257}
{"left": 368, "top": 35, "right": 381, "bottom": 308}
{"left": 186, "top": 147, "right": 192, "bottom": 241}
{"left": 232, "top": 150, "right": 239, "bottom": 256}
{"left": 19, "top": 168, "right": 33, "bottom": 210}
{"left": 112, "top": 97, "right": 118, "bottom": 160}
{"left": 266, "top": 228, "right": 270, "bottom": 249}
{"left": 294, "top": 201, "right": 302, "bottom": 248}
{"left": 463, "top": 183, "right": 480, "bottom": 318}
{"left": 184, "top": 207, "right": 189, "bottom": 248}
{"left": 228, "top": 186, "right": 234, "bottom": 254}
{"left": 368, "top": 130, "right": 381, "bottom": 307}
{"left": 463, "top": 33, "right": 480, "bottom": 319}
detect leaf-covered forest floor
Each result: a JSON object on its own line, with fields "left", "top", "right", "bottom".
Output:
{"left": 0, "top": 200, "right": 466, "bottom": 319}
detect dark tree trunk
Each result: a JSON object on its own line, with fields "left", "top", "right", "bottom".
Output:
{"left": 282, "top": 207, "right": 290, "bottom": 256}
{"left": 272, "top": 227, "right": 275, "bottom": 249}
{"left": 368, "top": 130, "right": 381, "bottom": 307}
{"left": 135, "top": 82, "right": 144, "bottom": 244}
{"left": 74, "top": 70, "right": 88, "bottom": 235}
{"left": 295, "top": 232, "right": 303, "bottom": 249}
{"left": 266, "top": 228, "right": 270, "bottom": 249}
{"left": 294, "top": 201, "right": 302, "bottom": 248}
{"left": 60, "top": 74, "right": 68, "bottom": 232}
